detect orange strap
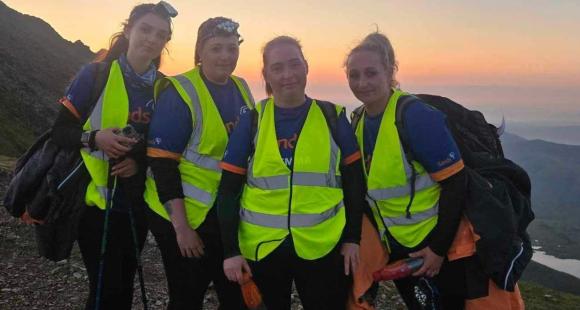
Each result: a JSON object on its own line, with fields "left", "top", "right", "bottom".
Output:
{"left": 347, "top": 214, "right": 389, "bottom": 310}
{"left": 447, "top": 216, "right": 480, "bottom": 261}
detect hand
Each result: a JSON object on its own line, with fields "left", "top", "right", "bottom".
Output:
{"left": 341, "top": 242, "right": 360, "bottom": 276}
{"left": 111, "top": 157, "right": 138, "bottom": 178}
{"left": 20, "top": 211, "right": 44, "bottom": 225}
{"left": 174, "top": 226, "right": 205, "bottom": 258}
{"left": 223, "top": 255, "right": 253, "bottom": 284}
{"left": 95, "top": 128, "right": 137, "bottom": 159}
{"left": 409, "top": 246, "right": 444, "bottom": 278}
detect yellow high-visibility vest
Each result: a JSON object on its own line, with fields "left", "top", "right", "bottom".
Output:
{"left": 355, "top": 89, "right": 440, "bottom": 248}
{"left": 81, "top": 60, "right": 129, "bottom": 209}
{"left": 144, "top": 67, "right": 255, "bottom": 228}
{"left": 239, "top": 98, "right": 345, "bottom": 261}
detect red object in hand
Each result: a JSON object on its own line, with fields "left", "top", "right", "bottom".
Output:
{"left": 372, "top": 257, "right": 424, "bottom": 281}
{"left": 241, "top": 273, "right": 267, "bottom": 310}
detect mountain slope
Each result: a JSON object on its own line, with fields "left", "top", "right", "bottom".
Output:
{"left": 502, "top": 132, "right": 580, "bottom": 259}
{"left": 0, "top": 1, "right": 94, "bottom": 156}
{"left": 502, "top": 132, "right": 580, "bottom": 218}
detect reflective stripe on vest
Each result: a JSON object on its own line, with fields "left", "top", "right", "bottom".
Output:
{"left": 368, "top": 173, "right": 435, "bottom": 201}
{"left": 240, "top": 201, "right": 344, "bottom": 228}
{"left": 374, "top": 201, "right": 439, "bottom": 227}
{"left": 145, "top": 67, "right": 254, "bottom": 229}
{"left": 239, "top": 98, "right": 345, "bottom": 261}
{"left": 147, "top": 168, "right": 214, "bottom": 206}
{"left": 172, "top": 74, "right": 223, "bottom": 172}
{"left": 357, "top": 89, "right": 440, "bottom": 248}
{"left": 246, "top": 102, "right": 341, "bottom": 190}
{"left": 80, "top": 60, "right": 129, "bottom": 209}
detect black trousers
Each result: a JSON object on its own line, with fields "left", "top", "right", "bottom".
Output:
{"left": 249, "top": 239, "right": 349, "bottom": 310}
{"left": 77, "top": 205, "right": 148, "bottom": 310}
{"left": 146, "top": 207, "right": 245, "bottom": 310}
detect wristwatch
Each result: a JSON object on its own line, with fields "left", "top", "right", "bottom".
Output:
{"left": 81, "top": 131, "right": 91, "bottom": 146}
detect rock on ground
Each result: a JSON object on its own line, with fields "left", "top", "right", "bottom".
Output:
{"left": 0, "top": 170, "right": 405, "bottom": 309}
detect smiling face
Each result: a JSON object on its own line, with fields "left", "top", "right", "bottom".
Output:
{"left": 346, "top": 50, "right": 392, "bottom": 108}
{"left": 124, "top": 12, "right": 170, "bottom": 64}
{"left": 263, "top": 43, "right": 308, "bottom": 101}
{"left": 199, "top": 36, "right": 240, "bottom": 84}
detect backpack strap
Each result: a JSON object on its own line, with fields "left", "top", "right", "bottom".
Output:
{"left": 89, "top": 62, "right": 112, "bottom": 111}
{"left": 395, "top": 94, "right": 420, "bottom": 219}
{"left": 314, "top": 100, "right": 340, "bottom": 144}
{"left": 250, "top": 99, "right": 268, "bottom": 150}
{"left": 350, "top": 105, "right": 365, "bottom": 130}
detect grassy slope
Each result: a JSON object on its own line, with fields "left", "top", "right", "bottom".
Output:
{"left": 520, "top": 281, "right": 580, "bottom": 309}
{"left": 0, "top": 105, "right": 35, "bottom": 157}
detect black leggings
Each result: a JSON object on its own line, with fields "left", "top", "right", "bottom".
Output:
{"left": 146, "top": 207, "right": 245, "bottom": 310}
{"left": 77, "top": 205, "right": 148, "bottom": 310}
{"left": 249, "top": 239, "right": 349, "bottom": 310}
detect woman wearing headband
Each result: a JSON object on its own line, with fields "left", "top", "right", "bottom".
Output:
{"left": 50, "top": 2, "right": 174, "bottom": 308}
{"left": 144, "top": 17, "right": 254, "bottom": 309}
{"left": 217, "top": 36, "right": 366, "bottom": 310}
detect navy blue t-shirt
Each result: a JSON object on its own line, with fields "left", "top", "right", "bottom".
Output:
{"left": 60, "top": 55, "right": 157, "bottom": 210}
{"left": 61, "top": 55, "right": 155, "bottom": 136}
{"left": 147, "top": 71, "right": 248, "bottom": 158}
{"left": 221, "top": 98, "right": 361, "bottom": 174}
{"left": 362, "top": 99, "right": 463, "bottom": 181}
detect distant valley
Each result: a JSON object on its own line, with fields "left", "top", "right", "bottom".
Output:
{"left": 507, "top": 123, "right": 580, "bottom": 146}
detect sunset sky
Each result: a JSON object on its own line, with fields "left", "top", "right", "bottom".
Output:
{"left": 5, "top": 0, "right": 580, "bottom": 124}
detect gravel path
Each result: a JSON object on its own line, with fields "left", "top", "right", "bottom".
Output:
{"left": 0, "top": 168, "right": 405, "bottom": 309}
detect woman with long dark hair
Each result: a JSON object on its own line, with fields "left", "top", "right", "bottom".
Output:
{"left": 144, "top": 17, "right": 254, "bottom": 309}
{"left": 50, "top": 2, "right": 175, "bottom": 308}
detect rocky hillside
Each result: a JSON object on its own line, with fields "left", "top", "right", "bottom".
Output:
{"left": 0, "top": 1, "right": 94, "bottom": 156}
{"left": 502, "top": 132, "right": 580, "bottom": 259}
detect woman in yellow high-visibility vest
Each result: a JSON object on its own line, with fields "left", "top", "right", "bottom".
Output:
{"left": 144, "top": 17, "right": 254, "bottom": 308}
{"left": 345, "top": 32, "right": 524, "bottom": 309}
{"left": 217, "top": 35, "right": 367, "bottom": 310}
{"left": 50, "top": 2, "right": 175, "bottom": 308}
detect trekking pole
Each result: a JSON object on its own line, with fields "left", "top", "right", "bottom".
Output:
{"left": 95, "top": 166, "right": 116, "bottom": 310}
{"left": 128, "top": 203, "right": 148, "bottom": 309}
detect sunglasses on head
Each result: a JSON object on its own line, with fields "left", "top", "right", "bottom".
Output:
{"left": 153, "top": 1, "right": 178, "bottom": 18}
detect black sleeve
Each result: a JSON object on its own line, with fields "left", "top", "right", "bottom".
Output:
{"left": 339, "top": 158, "right": 365, "bottom": 244}
{"left": 127, "top": 139, "right": 147, "bottom": 171}
{"left": 51, "top": 106, "right": 84, "bottom": 150}
{"left": 429, "top": 168, "right": 467, "bottom": 256}
{"left": 216, "top": 170, "right": 246, "bottom": 258}
{"left": 148, "top": 157, "right": 184, "bottom": 204}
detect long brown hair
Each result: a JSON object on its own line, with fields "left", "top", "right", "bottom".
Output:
{"left": 94, "top": 3, "right": 172, "bottom": 68}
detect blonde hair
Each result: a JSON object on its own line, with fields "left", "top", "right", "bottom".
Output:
{"left": 346, "top": 32, "right": 399, "bottom": 88}
{"left": 261, "top": 36, "right": 306, "bottom": 95}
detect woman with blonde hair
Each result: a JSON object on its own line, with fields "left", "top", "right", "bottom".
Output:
{"left": 345, "top": 32, "right": 524, "bottom": 309}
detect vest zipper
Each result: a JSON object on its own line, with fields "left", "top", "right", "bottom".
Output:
{"left": 288, "top": 171, "right": 294, "bottom": 232}
{"left": 287, "top": 130, "right": 302, "bottom": 235}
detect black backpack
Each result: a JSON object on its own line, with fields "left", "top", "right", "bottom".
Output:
{"left": 3, "top": 62, "right": 112, "bottom": 261}
{"left": 351, "top": 94, "right": 534, "bottom": 291}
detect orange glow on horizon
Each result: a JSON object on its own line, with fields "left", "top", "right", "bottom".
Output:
{"left": 3, "top": 0, "right": 580, "bottom": 121}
